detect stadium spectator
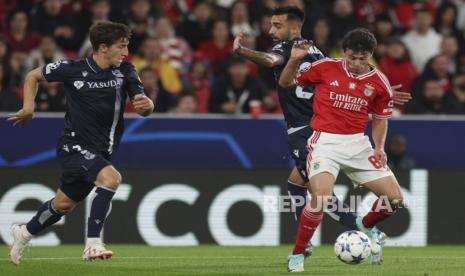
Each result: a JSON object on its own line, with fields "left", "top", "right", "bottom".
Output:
{"left": 440, "top": 35, "right": 465, "bottom": 74}
{"left": 402, "top": 7, "right": 442, "bottom": 71}
{"left": 61, "top": 0, "right": 91, "bottom": 19}
{"left": 9, "top": 51, "right": 28, "bottom": 83}
{"left": 378, "top": 38, "right": 418, "bottom": 95}
{"left": 25, "top": 36, "right": 65, "bottom": 76}
{"left": 126, "top": 0, "right": 156, "bottom": 54}
{"left": 170, "top": 93, "right": 199, "bottom": 114}
{"left": 176, "top": 1, "right": 214, "bottom": 50}
{"left": 329, "top": 0, "right": 360, "bottom": 45}
{"left": 125, "top": 67, "right": 176, "bottom": 113}
{"left": 393, "top": 0, "right": 437, "bottom": 31}
{"left": 156, "top": 0, "right": 194, "bottom": 25}
{"left": 405, "top": 78, "right": 460, "bottom": 114}
{"left": 154, "top": 16, "right": 192, "bottom": 76}
{"left": 2, "top": 0, "right": 464, "bottom": 116}
{"left": 386, "top": 134, "right": 416, "bottom": 170}
{"left": 31, "top": 0, "right": 77, "bottom": 51}
{"left": 229, "top": 0, "right": 257, "bottom": 37}
{"left": 450, "top": 72, "right": 465, "bottom": 113}
{"left": 0, "top": 62, "right": 20, "bottom": 111}
{"left": 131, "top": 37, "right": 182, "bottom": 94}
{"left": 208, "top": 57, "right": 272, "bottom": 114}
{"left": 412, "top": 54, "right": 453, "bottom": 97}
{"left": 451, "top": 0, "right": 465, "bottom": 32}
{"left": 310, "top": 17, "right": 331, "bottom": 56}
{"left": 184, "top": 58, "right": 211, "bottom": 113}
{"left": 373, "top": 13, "right": 397, "bottom": 59}
{"left": 35, "top": 81, "right": 66, "bottom": 112}
{"left": 4, "top": 10, "right": 40, "bottom": 54}
{"left": 77, "top": 0, "right": 112, "bottom": 57}
{"left": 198, "top": 20, "right": 233, "bottom": 74}
{"left": 256, "top": 13, "right": 274, "bottom": 52}
{"left": 434, "top": 1, "right": 464, "bottom": 48}
{"left": 354, "top": 0, "right": 389, "bottom": 26}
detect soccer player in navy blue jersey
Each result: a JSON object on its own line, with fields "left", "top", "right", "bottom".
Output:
{"left": 8, "top": 21, "right": 154, "bottom": 264}
{"left": 233, "top": 6, "right": 411, "bottom": 257}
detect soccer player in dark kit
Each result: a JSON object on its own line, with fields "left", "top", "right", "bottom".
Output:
{"left": 8, "top": 21, "right": 154, "bottom": 264}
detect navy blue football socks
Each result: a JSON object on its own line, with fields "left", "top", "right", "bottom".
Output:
{"left": 330, "top": 194, "right": 358, "bottom": 230}
{"left": 26, "top": 199, "right": 63, "bottom": 235}
{"left": 87, "top": 187, "right": 115, "bottom": 238}
{"left": 287, "top": 180, "right": 308, "bottom": 222}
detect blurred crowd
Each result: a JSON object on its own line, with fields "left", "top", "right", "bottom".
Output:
{"left": 1, "top": 0, "right": 465, "bottom": 115}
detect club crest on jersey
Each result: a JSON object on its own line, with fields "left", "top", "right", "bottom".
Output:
{"left": 74, "top": 81, "right": 84, "bottom": 89}
{"left": 364, "top": 84, "right": 375, "bottom": 97}
{"left": 82, "top": 70, "right": 88, "bottom": 77}
{"left": 298, "top": 62, "right": 312, "bottom": 73}
{"left": 313, "top": 161, "right": 320, "bottom": 170}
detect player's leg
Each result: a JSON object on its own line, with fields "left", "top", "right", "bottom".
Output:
{"left": 293, "top": 127, "right": 358, "bottom": 229}
{"left": 286, "top": 127, "right": 312, "bottom": 222}
{"left": 345, "top": 139, "right": 403, "bottom": 265}
{"left": 83, "top": 165, "right": 121, "bottom": 260}
{"left": 9, "top": 189, "right": 77, "bottom": 265}
{"left": 287, "top": 167, "right": 308, "bottom": 221}
{"left": 288, "top": 172, "right": 335, "bottom": 272}
{"left": 360, "top": 175, "right": 403, "bottom": 230}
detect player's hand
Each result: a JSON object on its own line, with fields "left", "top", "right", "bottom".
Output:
{"left": 7, "top": 107, "right": 34, "bottom": 127}
{"left": 290, "top": 40, "right": 313, "bottom": 60}
{"left": 233, "top": 32, "right": 245, "bottom": 53}
{"left": 132, "top": 94, "right": 154, "bottom": 115}
{"left": 373, "top": 148, "right": 387, "bottom": 167}
{"left": 391, "top": 84, "right": 412, "bottom": 105}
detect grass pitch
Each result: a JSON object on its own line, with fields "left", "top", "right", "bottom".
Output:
{"left": 1, "top": 245, "right": 464, "bottom": 275}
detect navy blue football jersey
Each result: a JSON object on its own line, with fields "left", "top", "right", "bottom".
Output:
{"left": 272, "top": 37, "right": 325, "bottom": 128}
{"left": 41, "top": 58, "right": 144, "bottom": 155}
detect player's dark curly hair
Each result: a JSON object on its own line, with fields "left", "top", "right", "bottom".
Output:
{"left": 272, "top": 6, "right": 305, "bottom": 23}
{"left": 342, "top": 28, "right": 377, "bottom": 54}
{"left": 89, "top": 21, "right": 132, "bottom": 51}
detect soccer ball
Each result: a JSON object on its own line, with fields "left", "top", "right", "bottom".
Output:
{"left": 334, "top": 230, "right": 371, "bottom": 264}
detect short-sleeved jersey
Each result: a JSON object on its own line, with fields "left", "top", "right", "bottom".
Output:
{"left": 294, "top": 58, "right": 393, "bottom": 134}
{"left": 41, "top": 58, "right": 144, "bottom": 154}
{"left": 272, "top": 37, "right": 325, "bottom": 128}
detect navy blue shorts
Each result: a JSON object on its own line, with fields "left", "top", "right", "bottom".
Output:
{"left": 56, "top": 138, "right": 111, "bottom": 202}
{"left": 287, "top": 126, "right": 314, "bottom": 181}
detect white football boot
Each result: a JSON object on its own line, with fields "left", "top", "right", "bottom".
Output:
{"left": 9, "top": 224, "right": 32, "bottom": 265}
{"left": 82, "top": 239, "right": 113, "bottom": 261}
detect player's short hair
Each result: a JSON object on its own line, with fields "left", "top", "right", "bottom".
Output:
{"left": 272, "top": 6, "right": 305, "bottom": 23}
{"left": 342, "top": 28, "right": 377, "bottom": 54}
{"left": 89, "top": 21, "right": 131, "bottom": 51}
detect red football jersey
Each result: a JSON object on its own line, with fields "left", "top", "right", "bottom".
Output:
{"left": 294, "top": 58, "right": 393, "bottom": 134}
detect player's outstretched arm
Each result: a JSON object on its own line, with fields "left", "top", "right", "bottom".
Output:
{"left": 233, "top": 32, "right": 283, "bottom": 68}
{"left": 372, "top": 117, "right": 388, "bottom": 166}
{"left": 132, "top": 94, "right": 154, "bottom": 117}
{"left": 278, "top": 40, "right": 312, "bottom": 88}
{"left": 7, "top": 67, "right": 42, "bottom": 126}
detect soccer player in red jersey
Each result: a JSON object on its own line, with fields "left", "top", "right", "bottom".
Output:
{"left": 279, "top": 28, "right": 403, "bottom": 272}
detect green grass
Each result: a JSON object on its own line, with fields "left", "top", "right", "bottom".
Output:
{"left": 1, "top": 245, "right": 465, "bottom": 275}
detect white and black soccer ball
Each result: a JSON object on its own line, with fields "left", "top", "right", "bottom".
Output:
{"left": 334, "top": 230, "right": 371, "bottom": 264}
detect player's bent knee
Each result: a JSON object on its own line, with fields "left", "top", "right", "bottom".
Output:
{"left": 52, "top": 200, "right": 76, "bottom": 214}
{"left": 99, "top": 171, "right": 122, "bottom": 190}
